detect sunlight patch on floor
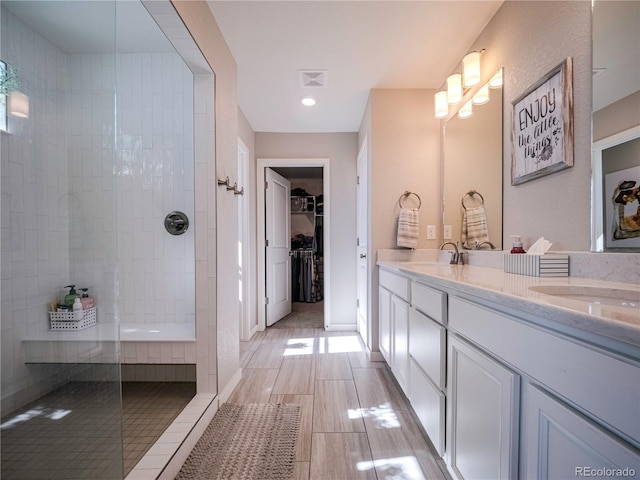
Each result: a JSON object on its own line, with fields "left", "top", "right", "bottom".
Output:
{"left": 1, "top": 407, "right": 72, "bottom": 429}
{"left": 318, "top": 335, "right": 363, "bottom": 354}
{"left": 284, "top": 338, "right": 315, "bottom": 356}
{"left": 357, "top": 456, "right": 425, "bottom": 479}
{"left": 348, "top": 402, "right": 400, "bottom": 428}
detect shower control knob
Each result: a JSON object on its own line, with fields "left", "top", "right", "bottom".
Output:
{"left": 165, "top": 211, "right": 189, "bottom": 235}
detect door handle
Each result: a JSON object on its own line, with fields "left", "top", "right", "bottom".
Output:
{"left": 359, "top": 254, "right": 367, "bottom": 259}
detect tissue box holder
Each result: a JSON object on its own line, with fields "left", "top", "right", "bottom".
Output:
{"left": 504, "top": 254, "right": 569, "bottom": 277}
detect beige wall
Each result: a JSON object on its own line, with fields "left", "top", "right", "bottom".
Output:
{"left": 255, "top": 132, "right": 358, "bottom": 327}
{"left": 461, "top": 0, "right": 593, "bottom": 251}
{"left": 173, "top": 0, "right": 240, "bottom": 397}
{"left": 358, "top": 89, "right": 441, "bottom": 353}
{"left": 593, "top": 91, "right": 640, "bottom": 142}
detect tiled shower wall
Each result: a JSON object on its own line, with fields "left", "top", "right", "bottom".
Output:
{"left": 68, "top": 52, "right": 195, "bottom": 327}
{"left": 1, "top": 8, "right": 196, "bottom": 414}
{"left": 1, "top": 9, "right": 75, "bottom": 415}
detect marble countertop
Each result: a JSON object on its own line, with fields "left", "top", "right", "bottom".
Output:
{"left": 378, "top": 260, "right": 640, "bottom": 355}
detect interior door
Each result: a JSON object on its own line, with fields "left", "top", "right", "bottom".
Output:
{"left": 356, "top": 141, "right": 369, "bottom": 341}
{"left": 265, "top": 168, "right": 291, "bottom": 326}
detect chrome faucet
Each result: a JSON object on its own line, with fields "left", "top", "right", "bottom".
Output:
{"left": 475, "top": 241, "right": 495, "bottom": 250}
{"left": 439, "top": 241, "right": 463, "bottom": 264}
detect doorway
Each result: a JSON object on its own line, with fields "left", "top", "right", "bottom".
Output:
{"left": 257, "top": 158, "right": 330, "bottom": 331}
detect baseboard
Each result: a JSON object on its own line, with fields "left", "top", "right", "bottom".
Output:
{"left": 325, "top": 323, "right": 357, "bottom": 331}
{"left": 218, "top": 367, "right": 242, "bottom": 404}
{"left": 368, "top": 351, "right": 385, "bottom": 362}
{"left": 249, "top": 324, "right": 259, "bottom": 337}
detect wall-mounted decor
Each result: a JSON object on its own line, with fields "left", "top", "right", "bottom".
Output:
{"left": 605, "top": 164, "right": 640, "bottom": 250}
{"left": 511, "top": 57, "right": 573, "bottom": 185}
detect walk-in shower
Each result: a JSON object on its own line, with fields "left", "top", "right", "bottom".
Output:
{"left": 0, "top": 1, "right": 207, "bottom": 477}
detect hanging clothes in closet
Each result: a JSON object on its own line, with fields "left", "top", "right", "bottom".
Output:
{"left": 290, "top": 249, "right": 322, "bottom": 303}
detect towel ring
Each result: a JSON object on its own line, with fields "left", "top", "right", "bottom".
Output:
{"left": 461, "top": 190, "right": 484, "bottom": 210}
{"left": 398, "top": 191, "right": 422, "bottom": 209}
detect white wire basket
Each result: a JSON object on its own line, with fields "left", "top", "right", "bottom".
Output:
{"left": 49, "top": 307, "right": 97, "bottom": 331}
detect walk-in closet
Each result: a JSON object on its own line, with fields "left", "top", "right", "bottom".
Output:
{"left": 272, "top": 167, "right": 324, "bottom": 328}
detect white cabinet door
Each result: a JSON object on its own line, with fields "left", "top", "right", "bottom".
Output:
{"left": 378, "top": 286, "right": 392, "bottom": 365}
{"left": 522, "top": 383, "right": 640, "bottom": 479}
{"left": 410, "top": 359, "right": 445, "bottom": 456}
{"left": 392, "top": 294, "right": 410, "bottom": 394}
{"left": 447, "top": 335, "right": 520, "bottom": 480}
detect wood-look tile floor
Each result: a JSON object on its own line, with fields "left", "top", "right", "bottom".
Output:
{"left": 234, "top": 328, "right": 450, "bottom": 480}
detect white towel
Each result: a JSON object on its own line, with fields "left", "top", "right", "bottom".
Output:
{"left": 461, "top": 205, "right": 489, "bottom": 249}
{"left": 397, "top": 208, "right": 419, "bottom": 249}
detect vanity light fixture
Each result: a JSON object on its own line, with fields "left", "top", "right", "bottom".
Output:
{"left": 489, "top": 68, "right": 503, "bottom": 88}
{"left": 458, "top": 100, "right": 473, "bottom": 119}
{"left": 472, "top": 82, "right": 490, "bottom": 105}
{"left": 300, "top": 95, "right": 317, "bottom": 107}
{"left": 446, "top": 73, "right": 463, "bottom": 104}
{"left": 434, "top": 91, "right": 448, "bottom": 118}
{"left": 463, "top": 51, "right": 482, "bottom": 87}
{"left": 8, "top": 91, "right": 28, "bottom": 118}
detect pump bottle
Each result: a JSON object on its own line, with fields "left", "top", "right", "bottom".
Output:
{"left": 510, "top": 235, "right": 526, "bottom": 254}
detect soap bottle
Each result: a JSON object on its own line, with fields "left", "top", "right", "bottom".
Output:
{"left": 64, "top": 285, "right": 80, "bottom": 306}
{"left": 73, "top": 297, "right": 83, "bottom": 319}
{"left": 79, "top": 288, "right": 94, "bottom": 309}
{"left": 510, "top": 235, "right": 526, "bottom": 254}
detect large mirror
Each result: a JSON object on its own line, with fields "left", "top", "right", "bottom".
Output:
{"left": 591, "top": 1, "right": 640, "bottom": 252}
{"left": 443, "top": 76, "right": 503, "bottom": 250}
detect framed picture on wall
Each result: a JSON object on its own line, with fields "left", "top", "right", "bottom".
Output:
{"left": 511, "top": 57, "right": 574, "bottom": 185}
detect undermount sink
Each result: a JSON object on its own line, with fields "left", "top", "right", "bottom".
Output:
{"left": 529, "top": 285, "right": 640, "bottom": 309}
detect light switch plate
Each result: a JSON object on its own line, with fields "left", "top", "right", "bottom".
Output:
{"left": 444, "top": 225, "right": 452, "bottom": 239}
{"left": 427, "top": 225, "right": 436, "bottom": 239}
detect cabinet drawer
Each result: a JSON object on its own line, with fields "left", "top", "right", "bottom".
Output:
{"left": 409, "top": 307, "right": 445, "bottom": 389}
{"left": 410, "top": 359, "right": 445, "bottom": 456}
{"left": 379, "top": 268, "right": 410, "bottom": 301}
{"left": 449, "top": 296, "right": 640, "bottom": 445}
{"left": 411, "top": 281, "right": 446, "bottom": 324}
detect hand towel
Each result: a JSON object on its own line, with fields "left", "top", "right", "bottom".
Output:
{"left": 461, "top": 205, "right": 489, "bottom": 249}
{"left": 397, "top": 208, "right": 419, "bottom": 249}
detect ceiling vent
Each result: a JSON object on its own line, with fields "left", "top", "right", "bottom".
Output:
{"left": 299, "top": 70, "right": 327, "bottom": 88}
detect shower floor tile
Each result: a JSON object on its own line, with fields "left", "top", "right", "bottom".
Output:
{"left": 1, "top": 381, "right": 195, "bottom": 479}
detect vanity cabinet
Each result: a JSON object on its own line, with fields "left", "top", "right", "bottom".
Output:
{"left": 378, "top": 269, "right": 410, "bottom": 394}
{"left": 522, "top": 383, "right": 640, "bottom": 479}
{"left": 378, "top": 286, "right": 392, "bottom": 364}
{"left": 449, "top": 295, "right": 640, "bottom": 478}
{"left": 408, "top": 287, "right": 447, "bottom": 456}
{"left": 377, "top": 263, "right": 640, "bottom": 480}
{"left": 446, "top": 335, "right": 520, "bottom": 480}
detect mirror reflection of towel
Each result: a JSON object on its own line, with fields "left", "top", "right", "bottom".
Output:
{"left": 397, "top": 208, "right": 419, "bottom": 249}
{"left": 462, "top": 206, "right": 489, "bottom": 249}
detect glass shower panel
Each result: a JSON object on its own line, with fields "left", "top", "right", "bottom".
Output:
{"left": 0, "top": 2, "right": 123, "bottom": 479}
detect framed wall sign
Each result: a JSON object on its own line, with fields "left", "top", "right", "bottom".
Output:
{"left": 511, "top": 57, "right": 573, "bottom": 185}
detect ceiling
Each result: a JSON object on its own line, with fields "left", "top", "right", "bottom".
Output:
{"left": 207, "top": 1, "right": 503, "bottom": 133}
{"left": 2, "top": 1, "right": 175, "bottom": 53}
{"left": 592, "top": 0, "right": 640, "bottom": 112}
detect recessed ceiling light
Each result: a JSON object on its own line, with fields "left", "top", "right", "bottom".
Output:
{"left": 300, "top": 95, "right": 317, "bottom": 107}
